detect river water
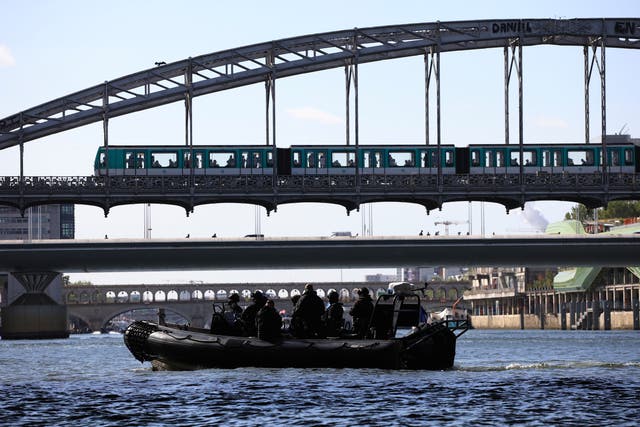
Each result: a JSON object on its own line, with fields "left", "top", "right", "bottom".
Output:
{"left": 1, "top": 329, "right": 639, "bottom": 426}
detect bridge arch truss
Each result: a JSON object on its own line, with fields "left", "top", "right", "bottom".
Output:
{"left": 1, "top": 18, "right": 638, "bottom": 149}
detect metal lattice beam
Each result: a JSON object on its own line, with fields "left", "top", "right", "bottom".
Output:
{"left": 0, "top": 18, "right": 638, "bottom": 149}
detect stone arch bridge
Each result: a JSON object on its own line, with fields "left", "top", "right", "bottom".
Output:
{"left": 64, "top": 281, "right": 470, "bottom": 331}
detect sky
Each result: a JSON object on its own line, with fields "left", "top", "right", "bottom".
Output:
{"left": 1, "top": 1, "right": 639, "bottom": 284}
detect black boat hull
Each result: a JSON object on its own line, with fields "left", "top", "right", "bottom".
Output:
{"left": 124, "top": 320, "right": 458, "bottom": 370}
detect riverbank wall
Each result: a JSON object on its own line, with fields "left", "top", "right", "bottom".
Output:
{"left": 470, "top": 311, "right": 637, "bottom": 330}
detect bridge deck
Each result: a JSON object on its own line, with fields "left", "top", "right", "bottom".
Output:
{"left": 1, "top": 235, "right": 639, "bottom": 272}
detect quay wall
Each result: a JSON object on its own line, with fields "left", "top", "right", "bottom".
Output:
{"left": 470, "top": 312, "right": 636, "bottom": 330}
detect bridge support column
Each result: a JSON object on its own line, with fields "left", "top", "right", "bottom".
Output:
{"left": 0, "top": 272, "right": 68, "bottom": 339}
{"left": 602, "top": 300, "right": 611, "bottom": 330}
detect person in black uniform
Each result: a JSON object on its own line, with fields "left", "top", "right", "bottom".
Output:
{"left": 240, "top": 291, "right": 267, "bottom": 336}
{"left": 323, "top": 291, "right": 344, "bottom": 337}
{"left": 223, "top": 293, "right": 243, "bottom": 335}
{"left": 349, "top": 287, "right": 374, "bottom": 338}
{"left": 256, "top": 299, "right": 282, "bottom": 341}
{"left": 292, "top": 284, "right": 325, "bottom": 338}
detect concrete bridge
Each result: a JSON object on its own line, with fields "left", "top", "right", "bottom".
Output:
{"left": 63, "top": 281, "right": 470, "bottom": 331}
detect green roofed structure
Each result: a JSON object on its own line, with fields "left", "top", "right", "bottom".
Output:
{"left": 546, "top": 219, "right": 640, "bottom": 292}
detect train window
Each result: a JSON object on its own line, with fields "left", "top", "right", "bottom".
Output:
{"left": 510, "top": 150, "right": 537, "bottom": 166}
{"left": 485, "top": 151, "right": 494, "bottom": 167}
{"left": 292, "top": 151, "right": 302, "bottom": 167}
{"left": 240, "top": 151, "right": 250, "bottom": 168}
{"left": 431, "top": 151, "right": 439, "bottom": 167}
{"left": 125, "top": 152, "right": 135, "bottom": 169}
{"left": 151, "top": 152, "right": 177, "bottom": 168}
{"left": 524, "top": 150, "right": 537, "bottom": 166}
{"left": 182, "top": 151, "right": 202, "bottom": 169}
{"left": 609, "top": 150, "right": 620, "bottom": 166}
{"left": 363, "top": 151, "right": 381, "bottom": 168}
{"left": 136, "top": 153, "right": 146, "bottom": 169}
{"left": 209, "top": 152, "right": 236, "bottom": 168}
{"left": 266, "top": 152, "right": 274, "bottom": 167}
{"left": 194, "top": 152, "right": 203, "bottom": 168}
{"left": 543, "top": 150, "right": 561, "bottom": 167}
{"left": 252, "top": 152, "right": 262, "bottom": 168}
{"left": 388, "top": 151, "right": 414, "bottom": 167}
{"left": 418, "top": 151, "right": 427, "bottom": 168}
{"left": 317, "top": 152, "right": 327, "bottom": 168}
{"left": 445, "top": 151, "right": 454, "bottom": 167}
{"left": 306, "top": 151, "right": 316, "bottom": 168}
{"left": 495, "top": 150, "right": 505, "bottom": 167}
{"left": 553, "top": 151, "right": 561, "bottom": 167}
{"left": 567, "top": 150, "right": 594, "bottom": 166}
{"left": 624, "top": 149, "right": 634, "bottom": 165}
{"left": 99, "top": 153, "right": 106, "bottom": 168}
{"left": 471, "top": 150, "right": 481, "bottom": 167}
{"left": 331, "top": 151, "right": 354, "bottom": 167}
{"left": 509, "top": 151, "right": 519, "bottom": 166}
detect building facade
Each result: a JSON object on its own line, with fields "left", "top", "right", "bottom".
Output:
{"left": 0, "top": 204, "right": 74, "bottom": 239}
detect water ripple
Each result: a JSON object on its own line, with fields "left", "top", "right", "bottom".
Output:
{"left": 1, "top": 331, "right": 639, "bottom": 426}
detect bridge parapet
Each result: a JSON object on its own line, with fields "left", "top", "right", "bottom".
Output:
{"left": 64, "top": 281, "right": 470, "bottom": 331}
{"left": 63, "top": 281, "right": 470, "bottom": 306}
{"left": 1, "top": 174, "right": 639, "bottom": 213}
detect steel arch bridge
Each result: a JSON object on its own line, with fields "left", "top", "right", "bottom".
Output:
{"left": 0, "top": 18, "right": 639, "bottom": 214}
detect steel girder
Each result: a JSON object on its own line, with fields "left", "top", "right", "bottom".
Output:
{"left": 0, "top": 18, "right": 638, "bottom": 149}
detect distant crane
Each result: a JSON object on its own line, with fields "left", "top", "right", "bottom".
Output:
{"left": 434, "top": 220, "right": 469, "bottom": 236}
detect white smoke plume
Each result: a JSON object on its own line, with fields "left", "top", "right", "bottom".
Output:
{"left": 521, "top": 203, "right": 549, "bottom": 232}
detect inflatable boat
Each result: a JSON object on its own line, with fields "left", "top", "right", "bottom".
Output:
{"left": 123, "top": 284, "right": 469, "bottom": 370}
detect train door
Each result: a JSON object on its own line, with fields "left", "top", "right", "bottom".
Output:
{"left": 362, "top": 150, "right": 382, "bottom": 175}
{"left": 470, "top": 148, "right": 483, "bottom": 174}
{"left": 302, "top": 149, "right": 327, "bottom": 175}
{"left": 418, "top": 149, "right": 430, "bottom": 175}
{"left": 607, "top": 147, "right": 622, "bottom": 174}
{"left": 443, "top": 149, "right": 455, "bottom": 174}
{"left": 541, "top": 149, "right": 562, "bottom": 173}
{"left": 183, "top": 151, "right": 204, "bottom": 175}
{"left": 239, "top": 150, "right": 263, "bottom": 175}
{"left": 494, "top": 148, "right": 506, "bottom": 174}
{"left": 291, "top": 149, "right": 304, "bottom": 175}
{"left": 124, "top": 151, "right": 146, "bottom": 176}
{"left": 483, "top": 149, "right": 495, "bottom": 174}
{"left": 315, "top": 149, "right": 328, "bottom": 175}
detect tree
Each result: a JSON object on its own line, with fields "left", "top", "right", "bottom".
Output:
{"left": 565, "top": 201, "right": 640, "bottom": 221}
{"left": 564, "top": 204, "right": 594, "bottom": 221}
{"left": 598, "top": 201, "right": 640, "bottom": 219}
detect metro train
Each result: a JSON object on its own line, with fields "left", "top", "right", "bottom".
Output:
{"left": 94, "top": 140, "right": 640, "bottom": 177}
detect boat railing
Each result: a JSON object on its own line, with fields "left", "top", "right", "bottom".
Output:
{"left": 445, "top": 319, "right": 471, "bottom": 338}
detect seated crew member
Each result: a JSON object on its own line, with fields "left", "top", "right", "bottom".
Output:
{"left": 349, "top": 287, "right": 374, "bottom": 338}
{"left": 323, "top": 291, "right": 344, "bottom": 337}
{"left": 256, "top": 299, "right": 282, "bottom": 341}
{"left": 292, "top": 284, "right": 325, "bottom": 338}
{"left": 240, "top": 291, "right": 267, "bottom": 336}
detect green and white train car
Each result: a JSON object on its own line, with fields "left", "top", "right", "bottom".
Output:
{"left": 95, "top": 146, "right": 275, "bottom": 176}
{"left": 289, "top": 145, "right": 458, "bottom": 175}
{"left": 464, "top": 143, "right": 638, "bottom": 175}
